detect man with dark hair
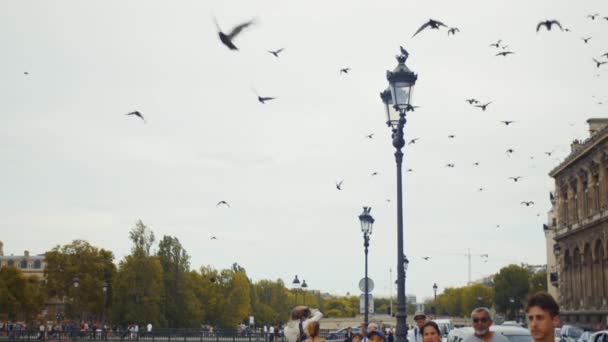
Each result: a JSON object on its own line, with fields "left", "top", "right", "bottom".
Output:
{"left": 525, "top": 292, "right": 560, "bottom": 342}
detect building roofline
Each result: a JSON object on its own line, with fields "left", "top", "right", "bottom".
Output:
{"left": 548, "top": 123, "right": 608, "bottom": 177}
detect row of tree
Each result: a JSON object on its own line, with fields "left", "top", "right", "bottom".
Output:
{"left": 425, "top": 264, "right": 547, "bottom": 319}
{"left": 0, "top": 220, "right": 548, "bottom": 327}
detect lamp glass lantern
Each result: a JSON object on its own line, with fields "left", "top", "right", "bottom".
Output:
{"left": 380, "top": 88, "right": 401, "bottom": 127}
{"left": 301, "top": 280, "right": 308, "bottom": 289}
{"left": 359, "top": 207, "right": 375, "bottom": 235}
{"left": 103, "top": 281, "right": 108, "bottom": 293}
{"left": 386, "top": 54, "right": 418, "bottom": 114}
{"left": 73, "top": 276, "right": 80, "bottom": 288}
{"left": 553, "top": 243, "right": 562, "bottom": 257}
{"left": 433, "top": 283, "right": 438, "bottom": 294}
{"left": 292, "top": 275, "right": 300, "bottom": 286}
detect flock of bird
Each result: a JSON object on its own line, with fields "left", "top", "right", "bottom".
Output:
{"left": 112, "top": 11, "right": 608, "bottom": 250}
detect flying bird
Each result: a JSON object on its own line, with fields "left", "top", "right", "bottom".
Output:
{"left": 406, "top": 169, "right": 413, "bottom": 173}
{"left": 495, "top": 51, "right": 514, "bottom": 57}
{"left": 23, "top": 71, "right": 29, "bottom": 75}
{"left": 446, "top": 163, "right": 455, "bottom": 168}
{"left": 601, "top": 53, "right": 608, "bottom": 58}
{"left": 365, "top": 133, "right": 374, "bottom": 139}
{"left": 505, "top": 148, "right": 515, "bottom": 155}
{"left": 466, "top": 98, "right": 479, "bottom": 104}
{"left": 521, "top": 201, "right": 535, "bottom": 207}
{"left": 268, "top": 48, "right": 284, "bottom": 57}
{"left": 405, "top": 104, "right": 419, "bottom": 112}
{"left": 588, "top": 13, "right": 600, "bottom": 20}
{"left": 582, "top": 37, "right": 592, "bottom": 44}
{"left": 509, "top": 176, "right": 523, "bottom": 182}
{"left": 448, "top": 134, "right": 456, "bottom": 139}
{"left": 251, "top": 88, "right": 276, "bottom": 104}
{"left": 125, "top": 111, "right": 145, "bottom": 123}
{"left": 447, "top": 27, "right": 460, "bottom": 35}
{"left": 371, "top": 172, "right": 379, "bottom": 176}
{"left": 545, "top": 151, "right": 554, "bottom": 156}
{"left": 536, "top": 20, "right": 563, "bottom": 32}
{"left": 473, "top": 162, "right": 480, "bottom": 166}
{"left": 474, "top": 102, "right": 492, "bottom": 111}
{"left": 211, "top": 236, "right": 218, "bottom": 240}
{"left": 489, "top": 39, "right": 502, "bottom": 48}
{"left": 335, "top": 180, "right": 344, "bottom": 191}
{"left": 412, "top": 19, "right": 448, "bottom": 37}
{"left": 340, "top": 67, "right": 351, "bottom": 74}
{"left": 478, "top": 187, "right": 484, "bottom": 192}
{"left": 593, "top": 58, "right": 607, "bottom": 68}
{"left": 214, "top": 17, "right": 255, "bottom": 51}
{"left": 501, "top": 120, "right": 515, "bottom": 126}
{"left": 422, "top": 257, "right": 431, "bottom": 261}
{"left": 216, "top": 201, "right": 230, "bottom": 207}
{"left": 408, "top": 138, "right": 420, "bottom": 145}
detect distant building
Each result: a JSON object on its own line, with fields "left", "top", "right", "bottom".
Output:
{"left": 547, "top": 118, "right": 608, "bottom": 329}
{"left": 0, "top": 241, "right": 46, "bottom": 279}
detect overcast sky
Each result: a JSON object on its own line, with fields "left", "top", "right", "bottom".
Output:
{"left": 1, "top": 0, "right": 608, "bottom": 303}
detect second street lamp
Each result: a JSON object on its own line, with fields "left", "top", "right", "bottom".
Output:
{"left": 292, "top": 275, "right": 300, "bottom": 304}
{"left": 301, "top": 280, "right": 308, "bottom": 305}
{"left": 432, "top": 283, "right": 438, "bottom": 316}
{"left": 381, "top": 47, "right": 418, "bottom": 342}
{"left": 359, "top": 206, "right": 375, "bottom": 330}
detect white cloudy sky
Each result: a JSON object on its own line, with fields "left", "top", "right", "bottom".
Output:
{"left": 1, "top": 0, "right": 608, "bottom": 302}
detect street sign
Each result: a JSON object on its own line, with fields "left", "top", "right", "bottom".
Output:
{"left": 358, "top": 277, "right": 375, "bottom": 293}
{"left": 249, "top": 316, "right": 255, "bottom": 325}
{"left": 359, "top": 293, "right": 375, "bottom": 314}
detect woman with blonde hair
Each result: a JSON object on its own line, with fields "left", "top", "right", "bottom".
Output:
{"left": 306, "top": 321, "right": 325, "bottom": 342}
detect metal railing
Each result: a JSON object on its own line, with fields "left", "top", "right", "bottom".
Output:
{"left": 0, "top": 329, "right": 338, "bottom": 342}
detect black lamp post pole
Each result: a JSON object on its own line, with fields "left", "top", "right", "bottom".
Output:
{"left": 364, "top": 233, "right": 370, "bottom": 330}
{"left": 394, "top": 111, "right": 407, "bottom": 342}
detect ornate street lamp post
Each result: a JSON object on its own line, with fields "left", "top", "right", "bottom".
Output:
{"left": 292, "top": 275, "right": 300, "bottom": 304}
{"left": 432, "top": 283, "right": 438, "bottom": 315}
{"left": 301, "top": 280, "right": 308, "bottom": 305}
{"left": 359, "top": 207, "right": 375, "bottom": 329}
{"left": 380, "top": 47, "right": 418, "bottom": 342}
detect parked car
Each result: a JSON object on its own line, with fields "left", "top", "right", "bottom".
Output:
{"left": 326, "top": 327, "right": 361, "bottom": 341}
{"left": 578, "top": 331, "right": 593, "bottom": 342}
{"left": 447, "top": 325, "right": 531, "bottom": 342}
{"left": 560, "top": 325, "right": 584, "bottom": 342}
{"left": 588, "top": 331, "right": 608, "bottom": 342}
{"left": 433, "top": 319, "right": 454, "bottom": 336}
{"left": 501, "top": 321, "right": 524, "bottom": 328}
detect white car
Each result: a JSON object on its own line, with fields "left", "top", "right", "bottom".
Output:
{"left": 447, "top": 326, "right": 532, "bottom": 342}
{"left": 588, "top": 331, "right": 608, "bottom": 342}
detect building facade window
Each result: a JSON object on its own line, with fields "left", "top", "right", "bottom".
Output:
{"left": 20, "top": 259, "right": 27, "bottom": 269}
{"left": 7, "top": 259, "right": 14, "bottom": 266}
{"left": 33, "top": 259, "right": 41, "bottom": 269}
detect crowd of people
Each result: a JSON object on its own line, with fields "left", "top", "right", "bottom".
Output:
{"left": 0, "top": 292, "right": 563, "bottom": 342}
{"left": 283, "top": 292, "right": 562, "bottom": 342}
{"left": 0, "top": 321, "right": 153, "bottom": 340}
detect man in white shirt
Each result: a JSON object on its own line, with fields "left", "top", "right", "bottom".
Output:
{"left": 284, "top": 306, "right": 323, "bottom": 342}
{"left": 408, "top": 311, "right": 426, "bottom": 342}
{"left": 462, "top": 308, "right": 509, "bottom": 342}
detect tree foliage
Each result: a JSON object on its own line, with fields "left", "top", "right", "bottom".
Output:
{"left": 0, "top": 266, "right": 44, "bottom": 321}
{"left": 43, "top": 240, "right": 115, "bottom": 320}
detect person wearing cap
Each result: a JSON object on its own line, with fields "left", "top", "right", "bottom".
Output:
{"left": 462, "top": 307, "right": 509, "bottom": 342}
{"left": 367, "top": 329, "right": 386, "bottom": 342}
{"left": 408, "top": 311, "right": 427, "bottom": 342}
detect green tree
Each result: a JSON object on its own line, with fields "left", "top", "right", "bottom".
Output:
{"left": 157, "top": 235, "right": 199, "bottom": 327}
{"left": 462, "top": 284, "right": 494, "bottom": 315}
{"left": 529, "top": 270, "right": 547, "bottom": 294}
{"left": 43, "top": 240, "right": 115, "bottom": 321}
{"left": 0, "top": 266, "right": 45, "bottom": 322}
{"left": 111, "top": 249, "right": 165, "bottom": 326}
{"left": 129, "top": 220, "right": 155, "bottom": 256}
{"left": 494, "top": 265, "right": 530, "bottom": 316}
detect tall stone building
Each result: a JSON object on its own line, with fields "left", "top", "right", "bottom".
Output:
{"left": 0, "top": 240, "right": 46, "bottom": 279}
{"left": 547, "top": 118, "right": 608, "bottom": 329}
